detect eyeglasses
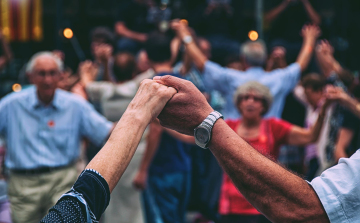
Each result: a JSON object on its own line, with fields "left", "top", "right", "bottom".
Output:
{"left": 240, "top": 95, "right": 264, "bottom": 102}
{"left": 34, "top": 70, "right": 60, "bottom": 77}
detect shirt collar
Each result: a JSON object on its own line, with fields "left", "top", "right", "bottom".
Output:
{"left": 246, "top": 67, "right": 264, "bottom": 73}
{"left": 30, "top": 87, "right": 61, "bottom": 110}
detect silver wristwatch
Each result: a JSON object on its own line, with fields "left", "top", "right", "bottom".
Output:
{"left": 182, "top": 35, "right": 193, "bottom": 44}
{"left": 194, "top": 111, "right": 223, "bottom": 149}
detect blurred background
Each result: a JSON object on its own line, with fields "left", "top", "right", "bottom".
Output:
{"left": 1, "top": 0, "right": 360, "bottom": 97}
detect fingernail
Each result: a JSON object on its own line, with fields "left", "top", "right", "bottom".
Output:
{"left": 153, "top": 76, "right": 161, "bottom": 80}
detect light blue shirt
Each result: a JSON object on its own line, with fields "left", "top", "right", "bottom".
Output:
{"left": 203, "top": 61, "right": 301, "bottom": 119}
{"left": 0, "top": 86, "right": 113, "bottom": 169}
{"left": 311, "top": 149, "right": 360, "bottom": 223}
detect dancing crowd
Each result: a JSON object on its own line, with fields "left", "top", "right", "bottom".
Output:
{"left": 0, "top": 0, "right": 360, "bottom": 223}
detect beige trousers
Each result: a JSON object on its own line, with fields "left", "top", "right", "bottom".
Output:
{"left": 8, "top": 164, "right": 78, "bottom": 223}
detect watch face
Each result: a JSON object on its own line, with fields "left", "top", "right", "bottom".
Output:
{"left": 195, "top": 128, "right": 210, "bottom": 144}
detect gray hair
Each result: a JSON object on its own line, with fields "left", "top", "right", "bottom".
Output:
{"left": 240, "top": 40, "right": 267, "bottom": 67}
{"left": 26, "top": 51, "right": 64, "bottom": 73}
{"left": 233, "top": 81, "right": 273, "bottom": 116}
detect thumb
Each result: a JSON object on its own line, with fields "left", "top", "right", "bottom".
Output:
{"left": 153, "top": 75, "right": 184, "bottom": 92}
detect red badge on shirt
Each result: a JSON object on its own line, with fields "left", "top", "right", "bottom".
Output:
{"left": 48, "top": 120, "right": 55, "bottom": 128}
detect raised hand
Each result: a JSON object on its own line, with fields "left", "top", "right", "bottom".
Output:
{"left": 171, "top": 20, "right": 192, "bottom": 40}
{"left": 128, "top": 79, "right": 177, "bottom": 122}
{"left": 316, "top": 39, "right": 334, "bottom": 56}
{"left": 301, "top": 24, "right": 321, "bottom": 42}
{"left": 154, "top": 75, "right": 213, "bottom": 135}
{"left": 78, "top": 60, "right": 99, "bottom": 85}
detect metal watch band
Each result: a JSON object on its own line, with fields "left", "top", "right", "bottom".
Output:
{"left": 194, "top": 111, "right": 223, "bottom": 149}
{"left": 182, "top": 35, "right": 193, "bottom": 44}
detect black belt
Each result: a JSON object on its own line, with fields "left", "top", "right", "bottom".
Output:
{"left": 11, "top": 162, "right": 75, "bottom": 175}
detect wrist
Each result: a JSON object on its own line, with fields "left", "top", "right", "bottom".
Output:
{"left": 123, "top": 108, "right": 152, "bottom": 128}
{"left": 207, "top": 119, "right": 227, "bottom": 149}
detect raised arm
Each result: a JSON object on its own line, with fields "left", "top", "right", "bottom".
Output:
{"left": 0, "top": 32, "right": 13, "bottom": 70}
{"left": 325, "top": 85, "right": 360, "bottom": 118}
{"left": 301, "top": 0, "right": 321, "bottom": 25}
{"left": 296, "top": 24, "right": 321, "bottom": 72}
{"left": 86, "top": 79, "right": 177, "bottom": 192}
{"left": 155, "top": 75, "right": 330, "bottom": 223}
{"left": 171, "top": 21, "right": 207, "bottom": 72}
{"left": 315, "top": 40, "right": 342, "bottom": 78}
{"left": 115, "top": 22, "right": 148, "bottom": 43}
{"left": 264, "top": 0, "right": 290, "bottom": 26}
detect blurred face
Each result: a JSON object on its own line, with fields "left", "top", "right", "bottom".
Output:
{"left": 237, "top": 90, "right": 265, "bottom": 120}
{"left": 304, "top": 87, "right": 323, "bottom": 108}
{"left": 30, "top": 56, "right": 61, "bottom": 101}
{"left": 137, "top": 50, "right": 150, "bottom": 73}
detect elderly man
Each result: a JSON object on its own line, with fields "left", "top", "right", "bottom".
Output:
{"left": 171, "top": 21, "right": 321, "bottom": 119}
{"left": 0, "top": 52, "right": 113, "bottom": 223}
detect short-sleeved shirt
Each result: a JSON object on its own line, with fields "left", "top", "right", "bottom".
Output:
{"left": 220, "top": 118, "right": 292, "bottom": 215}
{"left": 0, "top": 86, "right": 113, "bottom": 169}
{"left": 311, "top": 149, "right": 360, "bottom": 222}
{"left": 203, "top": 61, "right": 301, "bottom": 119}
{"left": 148, "top": 72, "right": 191, "bottom": 175}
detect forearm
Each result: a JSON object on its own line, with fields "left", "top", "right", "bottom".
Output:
{"left": 102, "top": 60, "right": 113, "bottom": 82}
{"left": 303, "top": 1, "right": 321, "bottom": 25}
{"left": 341, "top": 96, "right": 360, "bottom": 118}
{"left": 86, "top": 109, "right": 149, "bottom": 192}
{"left": 264, "top": 3, "right": 287, "bottom": 25}
{"left": 0, "top": 37, "right": 12, "bottom": 62}
{"left": 308, "top": 107, "right": 326, "bottom": 143}
{"left": 164, "top": 128, "right": 195, "bottom": 144}
{"left": 296, "top": 37, "right": 316, "bottom": 72}
{"left": 316, "top": 53, "right": 334, "bottom": 77}
{"left": 115, "top": 22, "right": 147, "bottom": 42}
{"left": 208, "top": 120, "right": 329, "bottom": 222}
{"left": 184, "top": 42, "right": 207, "bottom": 72}
{"left": 138, "top": 123, "right": 162, "bottom": 172}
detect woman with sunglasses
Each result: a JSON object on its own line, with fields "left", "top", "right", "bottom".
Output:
{"left": 219, "top": 81, "right": 329, "bottom": 223}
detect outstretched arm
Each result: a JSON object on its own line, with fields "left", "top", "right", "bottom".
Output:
{"left": 287, "top": 102, "right": 327, "bottom": 146}
{"left": 296, "top": 24, "right": 321, "bottom": 72}
{"left": 171, "top": 21, "right": 207, "bottom": 72}
{"left": 264, "top": 0, "right": 290, "bottom": 26}
{"left": 301, "top": 0, "right": 321, "bottom": 25}
{"left": 156, "top": 75, "right": 330, "bottom": 223}
{"left": 86, "top": 79, "right": 177, "bottom": 192}
{"left": 0, "top": 32, "right": 12, "bottom": 70}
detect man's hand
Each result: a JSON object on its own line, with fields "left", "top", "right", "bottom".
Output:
{"left": 171, "top": 20, "right": 192, "bottom": 41}
{"left": 154, "top": 75, "right": 213, "bottom": 135}
{"left": 79, "top": 60, "right": 99, "bottom": 86}
{"left": 325, "top": 85, "right": 350, "bottom": 104}
{"left": 301, "top": 24, "right": 321, "bottom": 42}
{"left": 133, "top": 170, "right": 147, "bottom": 190}
{"left": 127, "top": 79, "right": 178, "bottom": 122}
{"left": 316, "top": 39, "right": 334, "bottom": 56}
